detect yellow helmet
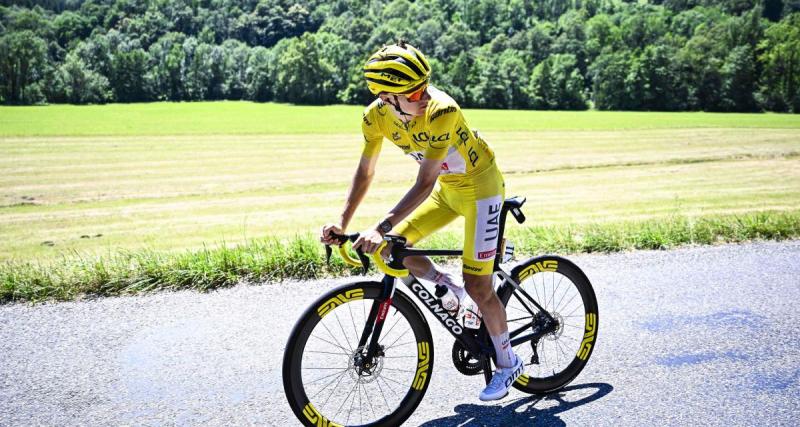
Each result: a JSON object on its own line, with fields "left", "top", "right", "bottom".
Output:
{"left": 363, "top": 42, "right": 431, "bottom": 95}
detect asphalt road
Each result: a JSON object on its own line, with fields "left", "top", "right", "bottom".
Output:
{"left": 1, "top": 241, "right": 799, "bottom": 426}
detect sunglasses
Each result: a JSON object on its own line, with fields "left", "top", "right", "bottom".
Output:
{"left": 407, "top": 86, "right": 427, "bottom": 102}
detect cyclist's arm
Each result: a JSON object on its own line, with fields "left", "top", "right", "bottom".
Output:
{"left": 381, "top": 157, "right": 441, "bottom": 227}
{"left": 353, "top": 157, "right": 441, "bottom": 253}
{"left": 340, "top": 154, "right": 379, "bottom": 230}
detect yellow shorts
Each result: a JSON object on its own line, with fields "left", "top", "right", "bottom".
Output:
{"left": 394, "top": 164, "right": 505, "bottom": 276}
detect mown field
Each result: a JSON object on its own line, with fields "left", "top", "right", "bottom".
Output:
{"left": 1, "top": 102, "right": 799, "bottom": 301}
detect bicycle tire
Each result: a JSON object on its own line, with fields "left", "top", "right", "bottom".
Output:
{"left": 499, "top": 255, "right": 598, "bottom": 394}
{"left": 283, "top": 281, "right": 433, "bottom": 427}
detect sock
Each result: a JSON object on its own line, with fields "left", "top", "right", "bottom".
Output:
{"left": 421, "top": 264, "right": 464, "bottom": 301}
{"left": 491, "top": 331, "right": 515, "bottom": 369}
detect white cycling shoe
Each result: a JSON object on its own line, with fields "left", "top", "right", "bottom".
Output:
{"left": 479, "top": 353, "right": 524, "bottom": 401}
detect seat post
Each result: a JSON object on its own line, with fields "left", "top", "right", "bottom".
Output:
{"left": 493, "top": 204, "right": 512, "bottom": 272}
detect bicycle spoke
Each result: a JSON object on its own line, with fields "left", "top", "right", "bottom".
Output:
{"left": 334, "top": 311, "right": 354, "bottom": 353}
{"left": 382, "top": 328, "right": 412, "bottom": 350}
{"left": 558, "top": 292, "right": 580, "bottom": 316}
{"left": 553, "top": 278, "right": 571, "bottom": 312}
{"left": 335, "top": 379, "right": 360, "bottom": 421}
{"left": 320, "top": 321, "right": 351, "bottom": 354}
{"left": 380, "top": 373, "right": 409, "bottom": 387}
{"left": 305, "top": 368, "right": 350, "bottom": 387}
{"left": 383, "top": 340, "right": 415, "bottom": 351}
{"left": 563, "top": 303, "right": 584, "bottom": 318}
{"left": 378, "top": 310, "right": 404, "bottom": 346}
{"left": 362, "top": 381, "right": 376, "bottom": 421}
{"left": 306, "top": 350, "right": 350, "bottom": 356}
{"left": 382, "top": 367, "right": 415, "bottom": 373}
{"left": 346, "top": 381, "right": 361, "bottom": 424}
{"left": 310, "top": 333, "right": 351, "bottom": 354}
{"left": 319, "top": 366, "right": 351, "bottom": 409}
{"left": 375, "top": 372, "right": 391, "bottom": 410}
{"left": 554, "top": 337, "right": 570, "bottom": 361}
{"left": 348, "top": 302, "right": 360, "bottom": 343}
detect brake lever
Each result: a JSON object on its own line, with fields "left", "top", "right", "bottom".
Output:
{"left": 354, "top": 248, "right": 371, "bottom": 275}
{"left": 324, "top": 245, "right": 332, "bottom": 265}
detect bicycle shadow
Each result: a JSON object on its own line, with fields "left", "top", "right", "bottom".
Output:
{"left": 418, "top": 382, "right": 613, "bottom": 427}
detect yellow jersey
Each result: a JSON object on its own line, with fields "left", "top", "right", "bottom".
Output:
{"left": 361, "top": 86, "right": 495, "bottom": 186}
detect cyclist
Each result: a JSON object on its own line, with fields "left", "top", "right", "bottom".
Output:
{"left": 321, "top": 41, "right": 523, "bottom": 401}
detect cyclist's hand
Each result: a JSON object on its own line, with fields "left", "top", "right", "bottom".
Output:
{"left": 353, "top": 229, "right": 383, "bottom": 254}
{"left": 320, "top": 223, "right": 343, "bottom": 245}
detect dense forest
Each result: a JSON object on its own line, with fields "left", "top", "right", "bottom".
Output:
{"left": 1, "top": 0, "right": 799, "bottom": 111}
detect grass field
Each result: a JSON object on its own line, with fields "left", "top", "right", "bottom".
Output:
{"left": 2, "top": 102, "right": 800, "bottom": 137}
{"left": 1, "top": 102, "right": 799, "bottom": 301}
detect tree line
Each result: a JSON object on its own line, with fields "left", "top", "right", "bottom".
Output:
{"left": 1, "top": 0, "right": 799, "bottom": 112}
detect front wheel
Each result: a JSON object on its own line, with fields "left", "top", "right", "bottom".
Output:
{"left": 500, "top": 255, "right": 598, "bottom": 394}
{"left": 283, "top": 281, "right": 433, "bottom": 427}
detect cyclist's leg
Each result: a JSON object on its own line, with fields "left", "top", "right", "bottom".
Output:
{"left": 391, "top": 186, "right": 458, "bottom": 277}
{"left": 454, "top": 166, "right": 516, "bottom": 365}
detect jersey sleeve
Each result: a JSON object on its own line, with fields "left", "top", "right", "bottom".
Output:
{"left": 423, "top": 103, "right": 459, "bottom": 161}
{"left": 361, "top": 106, "right": 383, "bottom": 158}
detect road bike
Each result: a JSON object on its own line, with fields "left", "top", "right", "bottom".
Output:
{"left": 283, "top": 196, "right": 598, "bottom": 426}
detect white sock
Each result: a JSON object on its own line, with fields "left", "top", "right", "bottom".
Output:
{"left": 421, "top": 264, "right": 464, "bottom": 301}
{"left": 491, "top": 331, "right": 515, "bottom": 369}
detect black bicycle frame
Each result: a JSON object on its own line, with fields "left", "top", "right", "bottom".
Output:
{"left": 354, "top": 199, "right": 558, "bottom": 379}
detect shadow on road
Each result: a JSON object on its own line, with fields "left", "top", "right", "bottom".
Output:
{"left": 418, "top": 382, "right": 613, "bottom": 427}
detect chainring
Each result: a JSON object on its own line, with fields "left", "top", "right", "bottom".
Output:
{"left": 451, "top": 340, "right": 483, "bottom": 376}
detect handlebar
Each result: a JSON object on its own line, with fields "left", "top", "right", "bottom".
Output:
{"left": 323, "top": 232, "right": 371, "bottom": 275}
{"left": 323, "top": 196, "right": 527, "bottom": 278}
{"left": 323, "top": 232, "right": 411, "bottom": 277}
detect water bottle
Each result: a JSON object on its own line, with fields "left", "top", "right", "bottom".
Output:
{"left": 462, "top": 296, "right": 482, "bottom": 330}
{"left": 434, "top": 284, "right": 459, "bottom": 317}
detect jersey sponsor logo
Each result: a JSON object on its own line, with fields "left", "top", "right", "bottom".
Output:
{"left": 474, "top": 196, "right": 502, "bottom": 261}
{"left": 392, "top": 131, "right": 401, "bottom": 141}
{"left": 376, "top": 100, "right": 387, "bottom": 115}
{"left": 467, "top": 147, "right": 479, "bottom": 166}
{"left": 429, "top": 106, "right": 457, "bottom": 123}
{"left": 412, "top": 131, "right": 450, "bottom": 147}
{"left": 456, "top": 126, "right": 469, "bottom": 146}
{"left": 407, "top": 149, "right": 466, "bottom": 175}
{"left": 463, "top": 264, "right": 482, "bottom": 273}
{"left": 478, "top": 249, "right": 496, "bottom": 260}
{"left": 362, "top": 114, "right": 372, "bottom": 126}
{"left": 408, "top": 151, "right": 424, "bottom": 162}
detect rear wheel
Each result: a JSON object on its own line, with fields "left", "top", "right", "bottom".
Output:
{"left": 500, "top": 256, "right": 598, "bottom": 394}
{"left": 283, "top": 282, "right": 433, "bottom": 426}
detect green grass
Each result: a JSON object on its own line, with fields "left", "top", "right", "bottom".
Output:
{"left": 2, "top": 127, "right": 798, "bottom": 260}
{"left": 2, "top": 210, "right": 798, "bottom": 303}
{"left": 2, "top": 101, "right": 800, "bottom": 137}
{"left": 1, "top": 102, "right": 799, "bottom": 302}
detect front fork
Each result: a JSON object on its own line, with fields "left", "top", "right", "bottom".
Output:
{"left": 355, "top": 275, "right": 396, "bottom": 367}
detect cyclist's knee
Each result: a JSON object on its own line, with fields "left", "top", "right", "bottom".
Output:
{"left": 463, "top": 273, "right": 494, "bottom": 303}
